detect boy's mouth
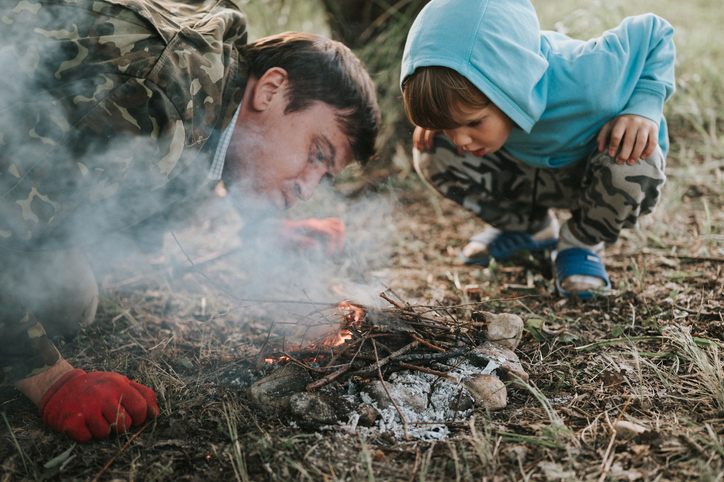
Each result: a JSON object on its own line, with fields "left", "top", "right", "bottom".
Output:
{"left": 469, "top": 148, "right": 487, "bottom": 157}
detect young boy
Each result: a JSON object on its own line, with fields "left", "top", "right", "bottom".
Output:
{"left": 401, "top": 0, "right": 675, "bottom": 299}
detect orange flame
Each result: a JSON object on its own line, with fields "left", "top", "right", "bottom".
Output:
{"left": 263, "top": 301, "right": 363, "bottom": 365}
{"left": 323, "top": 329, "right": 353, "bottom": 347}
{"left": 265, "top": 356, "right": 289, "bottom": 364}
{"left": 338, "top": 301, "right": 365, "bottom": 323}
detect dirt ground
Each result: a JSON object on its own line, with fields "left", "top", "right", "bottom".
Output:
{"left": 1, "top": 146, "right": 723, "bottom": 481}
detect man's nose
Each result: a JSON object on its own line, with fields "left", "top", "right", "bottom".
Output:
{"left": 296, "top": 168, "right": 325, "bottom": 201}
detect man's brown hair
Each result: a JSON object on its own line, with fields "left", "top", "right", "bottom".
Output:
{"left": 403, "top": 66, "right": 490, "bottom": 130}
{"left": 240, "top": 32, "right": 380, "bottom": 165}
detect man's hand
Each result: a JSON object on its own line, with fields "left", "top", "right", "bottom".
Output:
{"left": 39, "top": 369, "right": 159, "bottom": 442}
{"left": 278, "top": 217, "right": 345, "bottom": 256}
{"left": 413, "top": 126, "right": 440, "bottom": 152}
{"left": 597, "top": 114, "right": 659, "bottom": 165}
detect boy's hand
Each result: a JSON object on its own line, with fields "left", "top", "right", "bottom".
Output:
{"left": 413, "top": 126, "right": 440, "bottom": 151}
{"left": 597, "top": 115, "right": 659, "bottom": 165}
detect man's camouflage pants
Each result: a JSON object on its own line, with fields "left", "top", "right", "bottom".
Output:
{"left": 413, "top": 135, "right": 666, "bottom": 244}
{"left": 0, "top": 247, "right": 98, "bottom": 383}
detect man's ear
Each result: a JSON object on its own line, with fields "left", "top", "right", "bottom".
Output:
{"left": 251, "top": 67, "right": 288, "bottom": 111}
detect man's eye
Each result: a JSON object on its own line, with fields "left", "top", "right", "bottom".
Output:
{"left": 309, "top": 147, "right": 325, "bottom": 164}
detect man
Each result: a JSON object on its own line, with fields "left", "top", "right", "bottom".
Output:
{"left": 0, "top": 0, "right": 380, "bottom": 442}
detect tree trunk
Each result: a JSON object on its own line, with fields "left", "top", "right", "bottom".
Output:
{"left": 320, "top": 0, "right": 432, "bottom": 171}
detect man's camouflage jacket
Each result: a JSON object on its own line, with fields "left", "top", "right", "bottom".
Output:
{"left": 0, "top": 0, "right": 248, "bottom": 383}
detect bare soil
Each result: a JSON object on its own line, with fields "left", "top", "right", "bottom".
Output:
{"left": 1, "top": 149, "right": 723, "bottom": 481}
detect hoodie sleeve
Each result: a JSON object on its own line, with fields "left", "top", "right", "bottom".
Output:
{"left": 601, "top": 14, "right": 676, "bottom": 123}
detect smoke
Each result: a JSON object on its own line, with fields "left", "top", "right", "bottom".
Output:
{"left": 0, "top": 1, "right": 399, "bottom": 346}
{"left": 154, "top": 180, "right": 399, "bottom": 341}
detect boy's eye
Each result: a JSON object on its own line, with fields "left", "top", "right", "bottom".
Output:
{"left": 467, "top": 119, "right": 483, "bottom": 128}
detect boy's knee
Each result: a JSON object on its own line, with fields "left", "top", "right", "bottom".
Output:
{"left": 412, "top": 135, "right": 461, "bottom": 185}
{"left": 591, "top": 147, "right": 666, "bottom": 206}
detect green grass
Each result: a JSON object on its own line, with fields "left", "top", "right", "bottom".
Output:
{"left": 238, "top": 0, "right": 330, "bottom": 40}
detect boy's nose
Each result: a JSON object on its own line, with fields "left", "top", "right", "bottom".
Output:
{"left": 444, "top": 128, "right": 471, "bottom": 148}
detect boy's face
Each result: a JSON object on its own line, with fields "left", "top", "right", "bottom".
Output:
{"left": 442, "top": 102, "right": 515, "bottom": 157}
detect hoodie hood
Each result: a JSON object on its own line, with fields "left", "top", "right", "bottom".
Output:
{"left": 401, "top": 0, "right": 548, "bottom": 133}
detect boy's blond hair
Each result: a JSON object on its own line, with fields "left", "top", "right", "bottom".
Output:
{"left": 403, "top": 66, "right": 490, "bottom": 130}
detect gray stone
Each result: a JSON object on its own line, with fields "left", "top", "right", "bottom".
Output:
{"left": 464, "top": 374, "right": 507, "bottom": 410}
{"left": 288, "top": 392, "right": 338, "bottom": 425}
{"left": 482, "top": 312, "right": 524, "bottom": 350}
{"left": 449, "top": 390, "right": 475, "bottom": 411}
{"left": 357, "top": 405, "right": 378, "bottom": 427}
{"left": 468, "top": 342, "right": 529, "bottom": 383}
{"left": 362, "top": 380, "right": 427, "bottom": 413}
{"left": 247, "top": 364, "right": 313, "bottom": 410}
{"left": 613, "top": 420, "right": 647, "bottom": 440}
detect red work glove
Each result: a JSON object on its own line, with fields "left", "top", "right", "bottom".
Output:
{"left": 39, "top": 369, "right": 159, "bottom": 443}
{"left": 277, "top": 217, "right": 345, "bottom": 256}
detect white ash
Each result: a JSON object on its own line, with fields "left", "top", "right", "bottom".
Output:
{"left": 341, "top": 358, "right": 500, "bottom": 441}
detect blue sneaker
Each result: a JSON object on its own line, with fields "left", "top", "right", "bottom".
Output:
{"left": 460, "top": 224, "right": 559, "bottom": 266}
{"left": 553, "top": 248, "right": 611, "bottom": 300}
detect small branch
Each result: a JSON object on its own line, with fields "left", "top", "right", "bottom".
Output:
{"left": 308, "top": 338, "right": 369, "bottom": 391}
{"left": 394, "top": 347, "right": 469, "bottom": 364}
{"left": 91, "top": 423, "right": 148, "bottom": 482}
{"left": 306, "top": 366, "right": 351, "bottom": 391}
{"left": 597, "top": 412, "right": 617, "bottom": 482}
{"left": 393, "top": 362, "right": 459, "bottom": 381}
{"left": 347, "top": 340, "right": 420, "bottom": 378}
{"left": 255, "top": 321, "right": 276, "bottom": 370}
{"left": 283, "top": 353, "right": 327, "bottom": 374}
{"left": 410, "top": 334, "right": 446, "bottom": 352}
{"left": 380, "top": 292, "right": 406, "bottom": 310}
{"left": 667, "top": 254, "right": 724, "bottom": 263}
{"left": 373, "top": 339, "right": 409, "bottom": 440}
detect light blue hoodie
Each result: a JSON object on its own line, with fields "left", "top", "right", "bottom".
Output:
{"left": 401, "top": 0, "right": 676, "bottom": 168}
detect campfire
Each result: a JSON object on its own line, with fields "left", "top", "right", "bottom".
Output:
{"left": 246, "top": 293, "right": 528, "bottom": 440}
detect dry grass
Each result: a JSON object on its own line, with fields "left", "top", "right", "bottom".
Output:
{"left": 2, "top": 1, "right": 724, "bottom": 481}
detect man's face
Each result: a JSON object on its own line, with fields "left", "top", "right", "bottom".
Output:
{"left": 223, "top": 73, "right": 353, "bottom": 211}
{"left": 442, "top": 102, "right": 515, "bottom": 157}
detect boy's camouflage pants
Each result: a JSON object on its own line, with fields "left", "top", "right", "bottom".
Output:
{"left": 413, "top": 136, "right": 666, "bottom": 244}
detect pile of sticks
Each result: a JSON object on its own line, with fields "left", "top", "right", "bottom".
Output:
{"left": 255, "top": 293, "right": 489, "bottom": 392}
